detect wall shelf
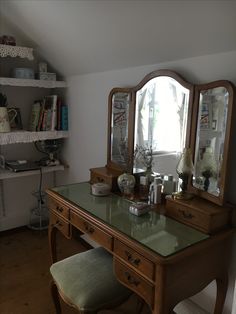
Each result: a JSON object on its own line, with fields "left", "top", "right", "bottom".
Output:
{"left": 0, "top": 44, "right": 34, "bottom": 60}
{"left": 0, "top": 77, "right": 67, "bottom": 88}
{"left": 0, "top": 164, "right": 65, "bottom": 180}
{"left": 0, "top": 130, "right": 69, "bottom": 145}
{"left": 0, "top": 42, "right": 69, "bottom": 226}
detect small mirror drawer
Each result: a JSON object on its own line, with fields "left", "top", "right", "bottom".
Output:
{"left": 48, "top": 198, "right": 70, "bottom": 220}
{"left": 50, "top": 212, "right": 71, "bottom": 239}
{"left": 165, "top": 200, "right": 210, "bottom": 233}
{"left": 114, "top": 258, "right": 154, "bottom": 308}
{"left": 114, "top": 239, "right": 155, "bottom": 281}
{"left": 166, "top": 196, "right": 231, "bottom": 234}
{"left": 70, "top": 211, "right": 113, "bottom": 251}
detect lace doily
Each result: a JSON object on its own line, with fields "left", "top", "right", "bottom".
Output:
{"left": 0, "top": 130, "right": 69, "bottom": 145}
{"left": 0, "top": 44, "right": 34, "bottom": 60}
{"left": 0, "top": 77, "right": 67, "bottom": 88}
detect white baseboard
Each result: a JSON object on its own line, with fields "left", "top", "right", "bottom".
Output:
{"left": 0, "top": 214, "right": 28, "bottom": 231}
{"left": 232, "top": 281, "right": 236, "bottom": 314}
{"left": 175, "top": 299, "right": 209, "bottom": 314}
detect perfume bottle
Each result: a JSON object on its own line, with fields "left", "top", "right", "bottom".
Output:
{"left": 163, "top": 174, "right": 176, "bottom": 195}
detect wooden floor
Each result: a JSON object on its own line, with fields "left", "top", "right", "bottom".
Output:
{"left": 0, "top": 227, "right": 85, "bottom": 314}
{"left": 0, "top": 227, "right": 149, "bottom": 314}
{"left": 0, "top": 227, "right": 207, "bottom": 314}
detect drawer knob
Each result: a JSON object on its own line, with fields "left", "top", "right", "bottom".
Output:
{"left": 52, "top": 220, "right": 63, "bottom": 228}
{"left": 84, "top": 222, "right": 95, "bottom": 234}
{"left": 97, "top": 177, "right": 104, "bottom": 183}
{"left": 56, "top": 206, "right": 63, "bottom": 213}
{"left": 178, "top": 209, "right": 194, "bottom": 219}
{"left": 124, "top": 271, "right": 140, "bottom": 286}
{"left": 125, "top": 250, "right": 141, "bottom": 266}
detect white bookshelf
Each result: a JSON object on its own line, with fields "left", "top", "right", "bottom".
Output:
{"left": 0, "top": 164, "right": 65, "bottom": 180}
{"left": 0, "top": 130, "right": 69, "bottom": 145}
{"left": 0, "top": 43, "right": 69, "bottom": 221}
{"left": 0, "top": 77, "right": 67, "bottom": 88}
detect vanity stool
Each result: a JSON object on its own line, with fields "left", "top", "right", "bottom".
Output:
{"left": 50, "top": 247, "right": 132, "bottom": 313}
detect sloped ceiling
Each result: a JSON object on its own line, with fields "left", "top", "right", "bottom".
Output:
{"left": 1, "top": 0, "right": 236, "bottom": 77}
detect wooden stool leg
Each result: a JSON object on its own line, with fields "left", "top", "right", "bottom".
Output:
{"left": 48, "top": 224, "right": 58, "bottom": 264}
{"left": 51, "top": 280, "right": 62, "bottom": 314}
{"left": 214, "top": 275, "right": 228, "bottom": 314}
{"left": 136, "top": 297, "right": 146, "bottom": 313}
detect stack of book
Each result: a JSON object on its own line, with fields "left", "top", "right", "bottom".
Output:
{"left": 28, "top": 95, "right": 68, "bottom": 131}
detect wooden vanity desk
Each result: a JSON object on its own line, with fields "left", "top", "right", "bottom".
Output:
{"left": 47, "top": 182, "right": 233, "bottom": 314}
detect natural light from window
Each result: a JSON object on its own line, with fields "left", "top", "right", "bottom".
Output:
{"left": 135, "top": 77, "right": 189, "bottom": 154}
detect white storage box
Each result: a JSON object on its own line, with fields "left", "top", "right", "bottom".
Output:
{"left": 12, "top": 68, "right": 34, "bottom": 79}
{"left": 36, "top": 72, "right": 56, "bottom": 81}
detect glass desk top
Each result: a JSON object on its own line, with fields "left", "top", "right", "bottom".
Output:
{"left": 51, "top": 182, "right": 209, "bottom": 257}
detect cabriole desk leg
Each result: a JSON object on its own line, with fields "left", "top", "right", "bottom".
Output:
{"left": 214, "top": 274, "right": 228, "bottom": 314}
{"left": 48, "top": 222, "right": 59, "bottom": 264}
{"left": 0, "top": 179, "right": 5, "bottom": 217}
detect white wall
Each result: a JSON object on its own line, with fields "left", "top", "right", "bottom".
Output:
{"left": 58, "top": 50, "right": 236, "bottom": 314}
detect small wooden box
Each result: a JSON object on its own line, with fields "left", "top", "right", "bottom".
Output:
{"left": 90, "top": 166, "right": 122, "bottom": 192}
{"left": 165, "top": 195, "right": 232, "bottom": 234}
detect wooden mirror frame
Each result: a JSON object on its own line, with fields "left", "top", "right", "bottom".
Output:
{"left": 106, "top": 69, "right": 194, "bottom": 174}
{"left": 106, "top": 87, "right": 135, "bottom": 172}
{"left": 189, "top": 80, "right": 235, "bottom": 205}
{"left": 105, "top": 70, "right": 235, "bottom": 206}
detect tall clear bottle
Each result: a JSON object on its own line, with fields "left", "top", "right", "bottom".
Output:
{"left": 153, "top": 177, "right": 163, "bottom": 204}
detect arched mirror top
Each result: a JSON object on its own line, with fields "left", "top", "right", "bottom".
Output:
{"left": 133, "top": 70, "right": 194, "bottom": 157}
{"left": 107, "top": 69, "right": 194, "bottom": 176}
{"left": 133, "top": 69, "right": 194, "bottom": 93}
{"left": 189, "top": 80, "right": 235, "bottom": 205}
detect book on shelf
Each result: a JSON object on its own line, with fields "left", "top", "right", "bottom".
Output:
{"left": 28, "top": 95, "right": 68, "bottom": 132}
{"left": 61, "top": 105, "right": 68, "bottom": 130}
{"left": 56, "top": 98, "right": 62, "bottom": 130}
{"left": 37, "top": 100, "right": 45, "bottom": 131}
{"left": 43, "top": 95, "right": 57, "bottom": 131}
{"left": 28, "top": 101, "right": 41, "bottom": 131}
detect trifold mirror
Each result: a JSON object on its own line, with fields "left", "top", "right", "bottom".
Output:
{"left": 107, "top": 70, "right": 235, "bottom": 205}
{"left": 189, "top": 81, "right": 235, "bottom": 205}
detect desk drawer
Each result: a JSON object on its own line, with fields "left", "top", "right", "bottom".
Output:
{"left": 165, "top": 196, "right": 231, "bottom": 234}
{"left": 114, "top": 258, "right": 154, "bottom": 308}
{"left": 90, "top": 167, "right": 121, "bottom": 192}
{"left": 114, "top": 239, "right": 155, "bottom": 281}
{"left": 50, "top": 212, "right": 71, "bottom": 239}
{"left": 165, "top": 201, "right": 206, "bottom": 231}
{"left": 48, "top": 197, "right": 70, "bottom": 220}
{"left": 70, "top": 211, "right": 113, "bottom": 251}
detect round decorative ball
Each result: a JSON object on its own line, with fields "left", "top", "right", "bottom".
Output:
{"left": 117, "top": 172, "right": 136, "bottom": 195}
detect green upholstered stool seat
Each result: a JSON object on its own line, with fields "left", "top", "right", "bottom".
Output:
{"left": 50, "top": 247, "right": 131, "bottom": 313}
